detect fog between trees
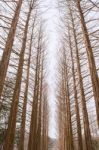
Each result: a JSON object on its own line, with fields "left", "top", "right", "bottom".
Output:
{"left": 0, "top": 0, "right": 99, "bottom": 150}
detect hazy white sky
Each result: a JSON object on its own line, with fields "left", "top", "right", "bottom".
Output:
{"left": 40, "top": 0, "right": 60, "bottom": 138}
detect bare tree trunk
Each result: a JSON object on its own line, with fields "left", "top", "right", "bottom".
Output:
{"left": 42, "top": 93, "right": 48, "bottom": 150}
{"left": 69, "top": 27, "right": 83, "bottom": 150}
{"left": 28, "top": 33, "right": 41, "bottom": 150}
{"left": 73, "top": 18, "right": 93, "bottom": 150}
{"left": 76, "top": 0, "right": 99, "bottom": 127}
{"left": 62, "top": 51, "right": 74, "bottom": 150}
{"left": 37, "top": 51, "right": 44, "bottom": 150}
{"left": 18, "top": 23, "right": 34, "bottom": 150}
{"left": 0, "top": 0, "right": 23, "bottom": 101}
{"left": 58, "top": 77, "right": 66, "bottom": 150}
{"left": 67, "top": 7, "right": 83, "bottom": 147}
{"left": 65, "top": 66, "right": 74, "bottom": 150}
{"left": 3, "top": 4, "right": 32, "bottom": 150}
{"left": 28, "top": 32, "right": 48, "bottom": 150}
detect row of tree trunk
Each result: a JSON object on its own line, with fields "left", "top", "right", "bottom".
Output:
{"left": 0, "top": 0, "right": 49, "bottom": 150}
{"left": 58, "top": 0, "right": 99, "bottom": 150}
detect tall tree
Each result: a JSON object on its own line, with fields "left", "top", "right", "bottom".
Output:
{"left": 69, "top": 13, "right": 93, "bottom": 150}
{"left": 18, "top": 18, "right": 36, "bottom": 150}
{"left": 3, "top": 1, "right": 33, "bottom": 149}
{"left": 69, "top": 24, "right": 83, "bottom": 150}
{"left": 76, "top": 0, "right": 99, "bottom": 126}
{"left": 0, "top": 0, "right": 23, "bottom": 101}
{"left": 28, "top": 26, "right": 45, "bottom": 150}
{"left": 57, "top": 47, "right": 74, "bottom": 150}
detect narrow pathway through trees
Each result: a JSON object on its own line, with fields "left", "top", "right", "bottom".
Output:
{"left": 0, "top": 0, "right": 99, "bottom": 150}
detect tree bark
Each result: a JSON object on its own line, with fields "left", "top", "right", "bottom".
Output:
{"left": 73, "top": 19, "right": 93, "bottom": 150}
{"left": 18, "top": 23, "right": 34, "bottom": 150}
{"left": 69, "top": 27, "right": 83, "bottom": 150}
{"left": 3, "top": 4, "right": 32, "bottom": 150}
{"left": 28, "top": 34, "right": 41, "bottom": 150}
{"left": 63, "top": 51, "right": 74, "bottom": 150}
{"left": 0, "top": 0, "right": 23, "bottom": 101}
{"left": 76, "top": 0, "right": 99, "bottom": 127}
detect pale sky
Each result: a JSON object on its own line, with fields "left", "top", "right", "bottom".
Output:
{"left": 39, "top": 0, "right": 60, "bottom": 138}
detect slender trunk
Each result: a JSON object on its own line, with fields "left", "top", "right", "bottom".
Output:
{"left": 59, "top": 75, "right": 66, "bottom": 150}
{"left": 42, "top": 96, "right": 48, "bottom": 150}
{"left": 68, "top": 18, "right": 83, "bottom": 149}
{"left": 73, "top": 19, "right": 93, "bottom": 150}
{"left": 37, "top": 53, "right": 44, "bottom": 150}
{"left": 76, "top": 0, "right": 99, "bottom": 127}
{"left": 18, "top": 25, "right": 33, "bottom": 150}
{"left": 63, "top": 54, "right": 74, "bottom": 150}
{"left": 65, "top": 68, "right": 74, "bottom": 150}
{"left": 28, "top": 39, "right": 41, "bottom": 150}
{"left": 32, "top": 50, "right": 41, "bottom": 150}
{"left": 0, "top": 0, "right": 23, "bottom": 101}
{"left": 3, "top": 5, "right": 32, "bottom": 150}
{"left": 70, "top": 48, "right": 83, "bottom": 150}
